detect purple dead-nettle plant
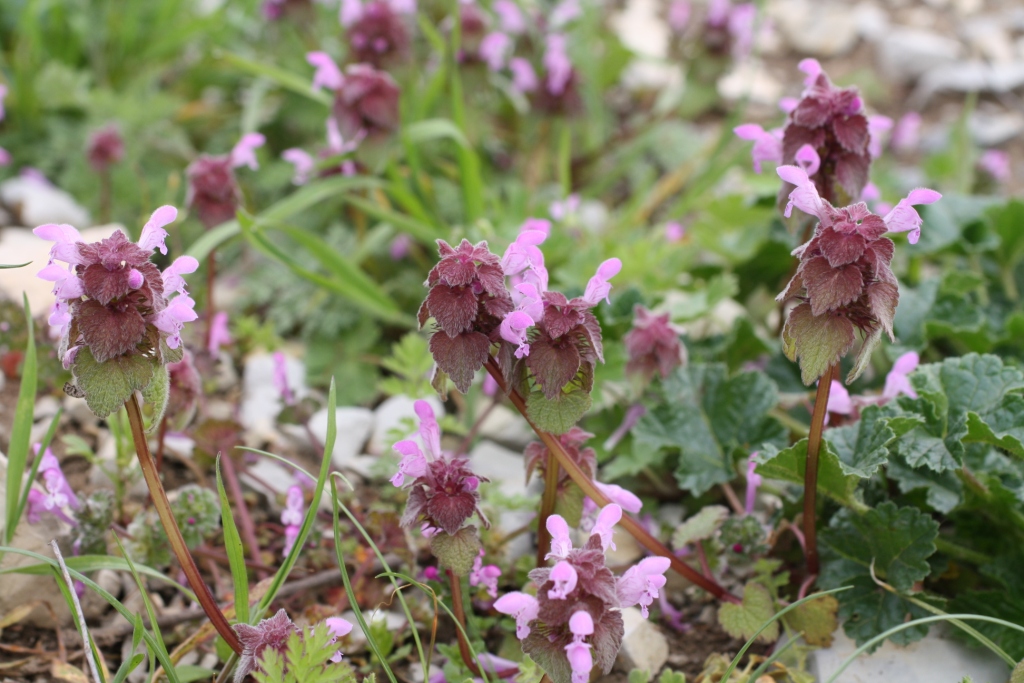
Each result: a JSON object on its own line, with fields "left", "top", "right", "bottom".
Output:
{"left": 186, "top": 133, "right": 266, "bottom": 229}
{"left": 26, "top": 444, "right": 80, "bottom": 525}
{"left": 86, "top": 124, "right": 125, "bottom": 171}
{"left": 34, "top": 206, "right": 198, "bottom": 418}
{"left": 623, "top": 305, "right": 685, "bottom": 382}
{"left": 308, "top": 55, "right": 401, "bottom": 142}
{"left": 494, "top": 505, "right": 670, "bottom": 683}
{"left": 391, "top": 400, "right": 491, "bottom": 574}
{"left": 776, "top": 164, "right": 940, "bottom": 385}
{"left": 281, "top": 484, "right": 305, "bottom": 557}
{"left": 340, "top": 0, "right": 413, "bottom": 67}
{"left": 233, "top": 609, "right": 354, "bottom": 682}
{"left": 535, "top": 33, "right": 583, "bottom": 115}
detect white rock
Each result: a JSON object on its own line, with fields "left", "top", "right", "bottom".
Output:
{"left": 477, "top": 406, "right": 533, "bottom": 451}
{"left": 0, "top": 177, "right": 90, "bottom": 228}
{"left": 968, "top": 110, "right": 1024, "bottom": 146}
{"left": 769, "top": 0, "right": 859, "bottom": 57}
{"left": 469, "top": 440, "right": 535, "bottom": 559}
{"left": 914, "top": 61, "right": 1024, "bottom": 105}
{"left": 854, "top": 2, "right": 890, "bottom": 41}
{"left": 368, "top": 395, "right": 444, "bottom": 455}
{"left": 718, "top": 60, "right": 783, "bottom": 107}
{"left": 878, "top": 28, "right": 963, "bottom": 83}
{"left": 239, "top": 457, "right": 296, "bottom": 499}
{"left": 338, "top": 610, "right": 407, "bottom": 648}
{"left": 962, "top": 17, "right": 1015, "bottom": 64}
{"left": 34, "top": 395, "right": 61, "bottom": 421}
{"left": 90, "top": 433, "right": 148, "bottom": 498}
{"left": 240, "top": 353, "right": 307, "bottom": 433}
{"left": 615, "top": 607, "right": 669, "bottom": 675}
{"left": 62, "top": 395, "right": 98, "bottom": 428}
{"left": 80, "top": 568, "right": 121, "bottom": 620}
{"left": 611, "top": 0, "right": 669, "bottom": 59}
{"left": 808, "top": 625, "right": 1010, "bottom": 683}
{"left": 0, "top": 452, "right": 73, "bottom": 626}
{"left": 309, "top": 406, "right": 374, "bottom": 468}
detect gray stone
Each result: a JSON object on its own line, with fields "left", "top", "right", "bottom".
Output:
{"left": 914, "top": 61, "right": 1024, "bottom": 105}
{"left": 969, "top": 110, "right": 1024, "bottom": 146}
{"left": 0, "top": 177, "right": 90, "bottom": 229}
{"left": 368, "top": 394, "right": 444, "bottom": 455}
{"left": 80, "top": 569, "right": 121, "bottom": 620}
{"left": 615, "top": 607, "right": 669, "bottom": 675}
{"left": 469, "top": 440, "right": 535, "bottom": 559}
{"left": 309, "top": 406, "right": 374, "bottom": 468}
{"left": 240, "top": 352, "right": 307, "bottom": 433}
{"left": 239, "top": 457, "right": 296, "bottom": 499}
{"left": 878, "top": 28, "right": 963, "bottom": 83}
{"left": 477, "top": 405, "right": 534, "bottom": 450}
{"left": 807, "top": 625, "right": 1010, "bottom": 683}
{"left": 718, "top": 61, "right": 784, "bottom": 107}
{"left": 769, "top": 0, "right": 859, "bottom": 57}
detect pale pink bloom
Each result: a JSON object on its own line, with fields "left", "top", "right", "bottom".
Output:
{"left": 665, "top": 221, "right": 685, "bottom": 243}
{"left": 776, "top": 165, "right": 826, "bottom": 222}
{"left": 33, "top": 223, "right": 84, "bottom": 266}
{"left": 581, "top": 258, "right": 622, "bottom": 307}
{"left": 499, "top": 310, "right": 535, "bottom": 358}
{"left": 420, "top": 522, "right": 440, "bottom": 538}
{"left": 494, "top": 0, "right": 525, "bottom": 33}
{"left": 794, "top": 143, "right": 820, "bottom": 176}
{"left": 778, "top": 96, "right": 799, "bottom": 113}
{"left": 493, "top": 591, "right": 539, "bottom": 639}
{"left": 745, "top": 454, "right": 762, "bottom": 515}
{"left": 152, "top": 295, "right": 197, "bottom": 349}
{"left": 483, "top": 373, "right": 499, "bottom": 396}
{"left": 308, "top": 52, "right": 345, "bottom": 91}
{"left": 162, "top": 255, "right": 200, "bottom": 297}
{"left": 208, "top": 311, "right": 232, "bottom": 355}
{"left": 546, "top": 514, "right": 572, "bottom": 560}
{"left": 230, "top": 133, "right": 266, "bottom": 171}
{"left": 281, "top": 485, "right": 305, "bottom": 527}
{"left": 501, "top": 229, "right": 547, "bottom": 276}
{"left": 549, "top": 194, "right": 580, "bottom": 221}
{"left": 733, "top": 124, "right": 782, "bottom": 174}
{"left": 565, "top": 610, "right": 594, "bottom": 683}
{"left": 591, "top": 504, "right": 622, "bottom": 552}
{"left": 891, "top": 112, "right": 921, "bottom": 153}
{"left": 882, "top": 188, "right": 942, "bottom": 244}
{"left": 867, "top": 115, "right": 893, "bottom": 159}
{"left": 469, "top": 551, "right": 502, "bottom": 598}
{"left": 282, "top": 525, "right": 300, "bottom": 557}
{"left": 979, "top": 149, "right": 1011, "bottom": 183}
{"left": 139, "top": 205, "right": 178, "bottom": 255}
{"left": 340, "top": 0, "right": 363, "bottom": 26}
{"left": 273, "top": 351, "right": 294, "bottom": 405}
{"left": 480, "top": 32, "right": 512, "bottom": 71}
{"left": 391, "top": 440, "right": 428, "bottom": 486}
{"left": 827, "top": 380, "right": 853, "bottom": 416}
{"left": 882, "top": 351, "right": 918, "bottom": 401}
{"left": 728, "top": 3, "right": 756, "bottom": 60}
{"left": 798, "top": 58, "right": 822, "bottom": 87}
{"left": 616, "top": 556, "right": 670, "bottom": 618}
{"left": 389, "top": 233, "right": 413, "bottom": 260}
{"left": 0, "top": 83, "right": 6, "bottom": 121}
{"left": 588, "top": 480, "right": 642, "bottom": 515}
{"left": 283, "top": 148, "right": 315, "bottom": 185}
{"left": 861, "top": 182, "right": 881, "bottom": 202}
{"left": 37, "top": 263, "right": 83, "bottom": 301}
{"left": 668, "top": 0, "right": 690, "bottom": 31}
{"left": 706, "top": 0, "right": 729, "bottom": 26}
{"left": 509, "top": 57, "right": 538, "bottom": 93}
{"left": 547, "top": 560, "right": 578, "bottom": 600}
{"left": 325, "top": 616, "right": 354, "bottom": 663}
{"left": 520, "top": 217, "right": 551, "bottom": 236}
{"left": 414, "top": 399, "right": 443, "bottom": 458}
{"left": 0, "top": 147, "right": 10, "bottom": 166}
{"left": 544, "top": 34, "right": 572, "bottom": 96}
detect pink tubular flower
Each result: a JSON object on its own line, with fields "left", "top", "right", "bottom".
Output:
{"left": 827, "top": 380, "right": 853, "bottom": 416}
{"left": 494, "top": 0, "right": 525, "bottom": 34}
{"left": 881, "top": 188, "right": 943, "bottom": 244}
{"left": 272, "top": 351, "right": 293, "bottom": 405}
{"left": 501, "top": 229, "right": 548, "bottom": 277}
{"left": 0, "top": 83, "right": 6, "bottom": 121}
{"left": 390, "top": 233, "right": 413, "bottom": 260}
{"left": 339, "top": 0, "right": 363, "bottom": 26}
{"left": 35, "top": 222, "right": 85, "bottom": 265}
{"left": 325, "top": 616, "right": 354, "bottom": 663}
{"left": 979, "top": 149, "right": 1011, "bottom": 183}
{"left": 548, "top": 560, "right": 579, "bottom": 599}
{"left": 469, "top": 550, "right": 502, "bottom": 598}
{"left": 544, "top": 34, "right": 572, "bottom": 96}
{"left": 153, "top": 295, "right": 198, "bottom": 349}
{"left": 591, "top": 504, "right": 622, "bottom": 551}
{"left": 565, "top": 611, "right": 594, "bottom": 683}
{"left": 882, "top": 351, "right": 918, "bottom": 401}
{"left": 480, "top": 32, "right": 512, "bottom": 71}
{"left": 581, "top": 258, "right": 622, "bottom": 307}
{"left": 546, "top": 514, "right": 573, "bottom": 560}
{"left": 665, "top": 221, "right": 685, "bottom": 243}
{"left": 509, "top": 57, "right": 538, "bottom": 93}
{"left": 727, "top": 3, "right": 756, "bottom": 60}
{"left": 494, "top": 591, "right": 539, "bottom": 640}
{"left": 733, "top": 124, "right": 783, "bottom": 174}
{"left": 230, "top": 133, "right": 266, "bottom": 171}
{"left": 414, "top": 399, "right": 442, "bottom": 458}
{"left": 162, "top": 256, "right": 200, "bottom": 297}
{"left": 500, "top": 310, "right": 535, "bottom": 358}
{"left": 776, "top": 165, "right": 827, "bottom": 222}
{"left": 891, "top": 112, "right": 921, "bottom": 153}
{"left": 616, "top": 556, "right": 670, "bottom": 618}
{"left": 26, "top": 445, "right": 79, "bottom": 525}
{"left": 140, "top": 205, "right": 177, "bottom": 255}
{"left": 308, "top": 52, "right": 344, "bottom": 91}
{"left": 551, "top": 0, "right": 581, "bottom": 27}
{"left": 549, "top": 194, "right": 580, "bottom": 222}
{"left": 795, "top": 143, "right": 821, "bottom": 176}
{"left": 281, "top": 485, "right": 304, "bottom": 557}
{"left": 779, "top": 96, "right": 799, "bottom": 113}
{"left": 391, "top": 440, "right": 428, "bottom": 486}
{"left": 208, "top": 311, "right": 233, "bottom": 355}
{"left": 744, "top": 454, "right": 762, "bottom": 515}
{"left": 867, "top": 115, "right": 893, "bottom": 159}
{"left": 0, "top": 147, "right": 10, "bottom": 166}
{"left": 282, "top": 148, "right": 315, "bottom": 185}
{"left": 668, "top": 0, "right": 690, "bottom": 32}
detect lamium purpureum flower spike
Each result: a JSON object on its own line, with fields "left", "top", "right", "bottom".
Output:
{"left": 623, "top": 305, "right": 685, "bottom": 381}
{"left": 343, "top": 0, "right": 411, "bottom": 67}
{"left": 495, "top": 505, "right": 670, "bottom": 683}
{"left": 34, "top": 206, "right": 197, "bottom": 418}
{"left": 775, "top": 164, "right": 940, "bottom": 384}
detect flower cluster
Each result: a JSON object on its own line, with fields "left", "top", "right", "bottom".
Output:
{"left": 494, "top": 506, "right": 669, "bottom": 683}
{"left": 307, "top": 55, "right": 400, "bottom": 142}
{"left": 340, "top": 0, "right": 413, "bottom": 67}
{"left": 34, "top": 206, "right": 200, "bottom": 416}
{"left": 26, "top": 444, "right": 79, "bottom": 526}
{"left": 281, "top": 485, "right": 305, "bottom": 558}
{"left": 391, "top": 400, "right": 489, "bottom": 536}
{"left": 623, "top": 305, "right": 685, "bottom": 381}
{"left": 736, "top": 59, "right": 890, "bottom": 208}
{"left": 86, "top": 124, "right": 125, "bottom": 172}
{"left": 468, "top": 550, "right": 502, "bottom": 598}
{"left": 186, "top": 133, "right": 265, "bottom": 229}
{"left": 775, "top": 164, "right": 940, "bottom": 384}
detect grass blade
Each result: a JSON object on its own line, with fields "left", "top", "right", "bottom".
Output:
{"left": 5, "top": 295, "right": 36, "bottom": 544}
{"left": 51, "top": 541, "right": 104, "bottom": 683}
{"left": 1, "top": 555, "right": 197, "bottom": 602}
{"left": 218, "top": 52, "right": 332, "bottom": 106}
{"left": 14, "top": 407, "right": 62, "bottom": 530}
{"left": 215, "top": 454, "right": 250, "bottom": 624}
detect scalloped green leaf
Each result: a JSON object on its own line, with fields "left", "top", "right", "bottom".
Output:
{"left": 825, "top": 404, "right": 896, "bottom": 478}
{"left": 755, "top": 439, "right": 860, "bottom": 507}
{"left": 71, "top": 347, "right": 157, "bottom": 419}
{"left": 718, "top": 583, "right": 778, "bottom": 643}
{"left": 525, "top": 388, "right": 592, "bottom": 435}
{"left": 429, "top": 526, "right": 481, "bottom": 577}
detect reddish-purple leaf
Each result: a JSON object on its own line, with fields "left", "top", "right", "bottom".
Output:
{"left": 777, "top": 271, "right": 805, "bottom": 302}
{"left": 782, "top": 303, "right": 856, "bottom": 385}
{"left": 426, "top": 283, "right": 479, "bottom": 337}
{"left": 81, "top": 264, "right": 135, "bottom": 305}
{"left": 801, "top": 256, "right": 864, "bottom": 315}
{"left": 476, "top": 263, "right": 506, "bottom": 297}
{"left": 527, "top": 337, "right": 581, "bottom": 400}
{"left": 542, "top": 305, "right": 583, "bottom": 340}
{"left": 835, "top": 151, "right": 870, "bottom": 200}
{"left": 429, "top": 330, "right": 491, "bottom": 393}
{"left": 77, "top": 300, "right": 147, "bottom": 363}
{"left": 782, "top": 125, "right": 825, "bottom": 164}
{"left": 832, "top": 115, "right": 869, "bottom": 153}
{"left": 817, "top": 228, "right": 867, "bottom": 267}
{"left": 426, "top": 490, "right": 479, "bottom": 535}
{"left": 866, "top": 281, "right": 899, "bottom": 339}
{"left": 856, "top": 215, "right": 888, "bottom": 240}
{"left": 793, "top": 96, "right": 831, "bottom": 128}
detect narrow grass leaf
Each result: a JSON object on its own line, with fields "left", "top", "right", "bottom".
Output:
{"left": 215, "top": 455, "right": 250, "bottom": 624}
{"left": 6, "top": 296, "right": 36, "bottom": 544}
{"left": 218, "top": 52, "right": 333, "bottom": 106}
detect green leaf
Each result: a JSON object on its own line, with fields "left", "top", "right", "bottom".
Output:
{"left": 824, "top": 404, "right": 896, "bottom": 478}
{"left": 554, "top": 482, "right": 585, "bottom": 529}
{"left": 718, "top": 583, "right": 778, "bottom": 643}
{"left": 429, "top": 526, "right": 482, "bottom": 576}
{"left": 215, "top": 455, "right": 250, "bottom": 624}
{"left": 887, "top": 452, "right": 963, "bottom": 513}
{"left": 525, "top": 388, "right": 592, "bottom": 435}
{"left": 782, "top": 594, "right": 839, "bottom": 647}
{"left": 781, "top": 303, "right": 856, "bottom": 385}
{"left": 949, "top": 590, "right": 1024, "bottom": 662}
{"left": 1012, "top": 659, "right": 1024, "bottom": 683}
{"left": 965, "top": 394, "right": 1024, "bottom": 458}
{"left": 403, "top": 118, "right": 471, "bottom": 149}
{"left": 142, "top": 364, "right": 170, "bottom": 431}
{"left": 6, "top": 296, "right": 36, "bottom": 544}
{"left": 671, "top": 505, "right": 729, "bottom": 549}
{"left": 71, "top": 347, "right": 157, "bottom": 419}
{"left": 0, "top": 262, "right": 30, "bottom": 269}
{"left": 219, "top": 52, "right": 333, "bottom": 106}
{"left": 755, "top": 440, "right": 860, "bottom": 508}
{"left": 821, "top": 502, "right": 938, "bottom": 593}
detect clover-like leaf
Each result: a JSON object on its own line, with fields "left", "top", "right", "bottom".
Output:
{"left": 717, "top": 582, "right": 778, "bottom": 643}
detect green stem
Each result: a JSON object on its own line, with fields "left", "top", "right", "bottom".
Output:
{"left": 483, "top": 357, "right": 741, "bottom": 604}
{"left": 933, "top": 537, "right": 992, "bottom": 566}
{"left": 1001, "top": 265, "right": 1019, "bottom": 302}
{"left": 124, "top": 394, "right": 243, "bottom": 654}
{"left": 804, "top": 364, "right": 836, "bottom": 580}
{"left": 536, "top": 454, "right": 561, "bottom": 568}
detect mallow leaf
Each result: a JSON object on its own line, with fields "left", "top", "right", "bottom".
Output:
{"left": 825, "top": 404, "right": 898, "bottom": 478}
{"left": 755, "top": 439, "right": 861, "bottom": 508}
{"left": 718, "top": 582, "right": 778, "bottom": 643}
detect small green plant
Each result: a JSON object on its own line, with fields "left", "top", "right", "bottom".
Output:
{"left": 252, "top": 622, "right": 358, "bottom": 683}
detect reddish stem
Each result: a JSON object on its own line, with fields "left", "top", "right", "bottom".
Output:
{"left": 482, "top": 357, "right": 741, "bottom": 604}
{"left": 155, "top": 414, "right": 168, "bottom": 473}
{"left": 535, "top": 455, "right": 561, "bottom": 568}
{"left": 804, "top": 364, "right": 837, "bottom": 580}
{"left": 447, "top": 569, "right": 518, "bottom": 679}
